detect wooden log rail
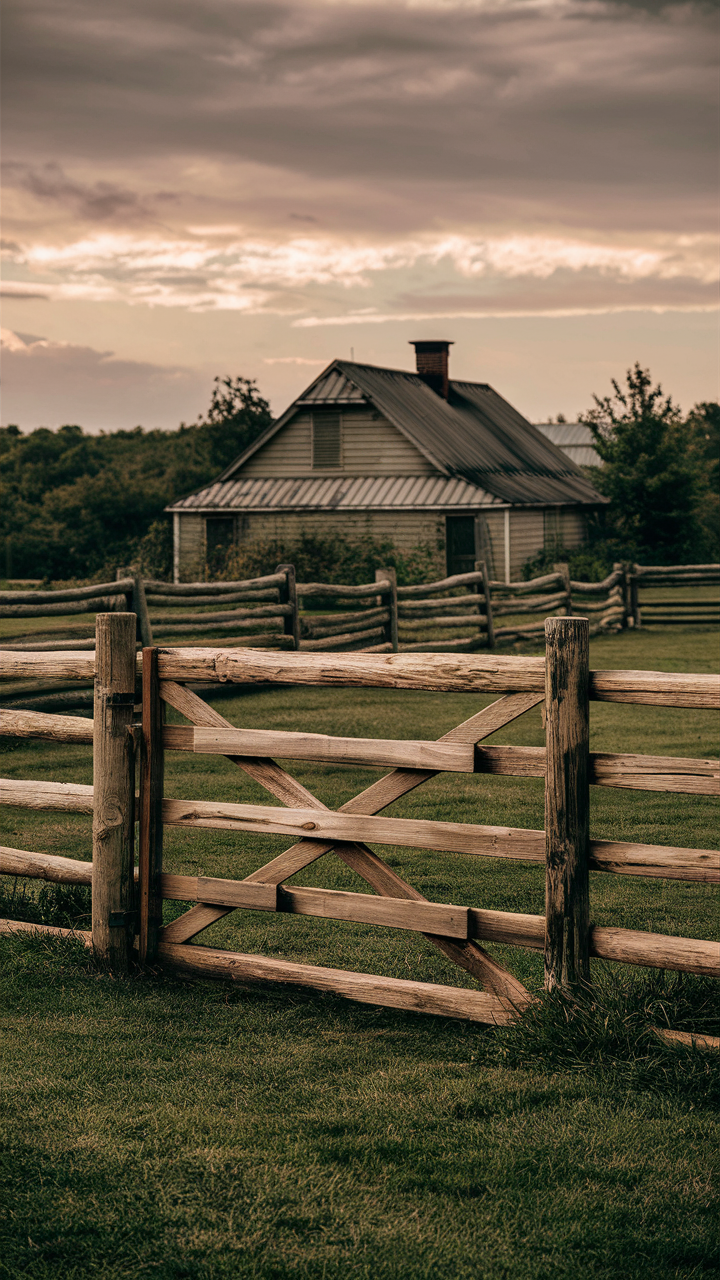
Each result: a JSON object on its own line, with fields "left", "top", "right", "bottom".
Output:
{"left": 4, "top": 847, "right": 718, "bottom": 977}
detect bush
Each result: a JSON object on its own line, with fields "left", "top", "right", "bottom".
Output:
{"left": 219, "top": 529, "right": 440, "bottom": 587}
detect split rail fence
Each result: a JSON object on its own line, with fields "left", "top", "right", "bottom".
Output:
{"left": 1, "top": 615, "right": 718, "bottom": 1023}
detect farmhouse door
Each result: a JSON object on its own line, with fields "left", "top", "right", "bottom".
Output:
{"left": 446, "top": 515, "right": 476, "bottom": 576}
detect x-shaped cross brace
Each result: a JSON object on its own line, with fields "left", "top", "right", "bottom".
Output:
{"left": 158, "top": 681, "right": 541, "bottom": 1003}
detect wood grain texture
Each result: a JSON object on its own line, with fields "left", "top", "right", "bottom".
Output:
{"left": 92, "top": 613, "right": 137, "bottom": 969}
{"left": 473, "top": 745, "right": 720, "bottom": 795}
{"left": 303, "top": 613, "right": 389, "bottom": 641}
{"left": 396, "top": 571, "right": 484, "bottom": 597}
{"left": 0, "top": 778, "right": 94, "bottom": 811}
{"left": 0, "top": 708, "right": 93, "bottom": 743}
{"left": 197, "top": 877, "right": 278, "bottom": 910}
{"left": 155, "top": 648, "right": 546, "bottom": 692}
{"left": 0, "top": 846, "right": 92, "bottom": 884}
{"left": 588, "top": 669, "right": 719, "bottom": 708}
{"left": 187, "top": 727, "right": 477, "bottom": 772}
{"left": 398, "top": 615, "right": 489, "bottom": 632}
{"left": 278, "top": 886, "right": 469, "bottom": 937}
{"left": 589, "top": 840, "right": 719, "bottom": 882}
{"left": 589, "top": 926, "right": 719, "bottom": 976}
{"left": 544, "top": 617, "right": 591, "bottom": 991}
{"left": 156, "top": 942, "right": 519, "bottom": 1023}
{"left": 161, "top": 796, "right": 547, "bottom": 860}
{"left": 0, "top": 653, "right": 96, "bottom": 681}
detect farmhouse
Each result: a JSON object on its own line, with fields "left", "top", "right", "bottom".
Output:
{"left": 167, "top": 342, "right": 606, "bottom": 582}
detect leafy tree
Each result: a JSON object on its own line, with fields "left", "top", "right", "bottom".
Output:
{"left": 0, "top": 376, "right": 271, "bottom": 581}
{"left": 581, "top": 363, "right": 711, "bottom": 563}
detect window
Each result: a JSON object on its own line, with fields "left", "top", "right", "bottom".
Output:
{"left": 312, "top": 412, "right": 342, "bottom": 469}
{"left": 544, "top": 507, "right": 562, "bottom": 555}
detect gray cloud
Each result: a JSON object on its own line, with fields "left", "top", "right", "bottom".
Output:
{"left": 2, "top": 0, "right": 717, "bottom": 238}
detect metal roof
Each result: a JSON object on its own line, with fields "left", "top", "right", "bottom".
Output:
{"left": 172, "top": 359, "right": 607, "bottom": 511}
{"left": 168, "top": 473, "right": 499, "bottom": 513}
{"left": 536, "top": 423, "right": 601, "bottom": 469}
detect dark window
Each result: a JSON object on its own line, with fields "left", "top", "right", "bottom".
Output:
{"left": 206, "top": 517, "right": 235, "bottom": 573}
{"left": 446, "top": 516, "right": 476, "bottom": 576}
{"left": 312, "top": 412, "right": 342, "bottom": 468}
{"left": 544, "top": 508, "right": 562, "bottom": 554}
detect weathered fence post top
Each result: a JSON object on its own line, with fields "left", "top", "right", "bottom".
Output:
{"left": 544, "top": 616, "right": 591, "bottom": 992}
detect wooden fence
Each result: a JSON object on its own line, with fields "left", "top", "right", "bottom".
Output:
{"left": 1, "top": 615, "right": 718, "bottom": 1022}
{"left": 625, "top": 563, "right": 720, "bottom": 629}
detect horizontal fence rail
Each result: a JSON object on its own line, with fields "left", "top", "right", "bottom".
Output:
{"left": 1, "top": 614, "right": 718, "bottom": 1025}
{"left": 3, "top": 562, "right": 715, "bottom": 669}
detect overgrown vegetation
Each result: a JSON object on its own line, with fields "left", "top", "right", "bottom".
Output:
{"left": 218, "top": 528, "right": 440, "bottom": 587}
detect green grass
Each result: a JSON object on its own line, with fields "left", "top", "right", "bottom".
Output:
{"left": 1, "top": 627, "right": 718, "bottom": 1278}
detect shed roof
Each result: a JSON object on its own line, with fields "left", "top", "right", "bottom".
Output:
{"left": 535, "top": 422, "right": 601, "bottom": 469}
{"left": 168, "top": 360, "right": 607, "bottom": 512}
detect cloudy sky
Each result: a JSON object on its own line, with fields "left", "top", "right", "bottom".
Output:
{"left": 2, "top": 0, "right": 718, "bottom": 430}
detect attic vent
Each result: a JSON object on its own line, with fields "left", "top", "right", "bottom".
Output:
{"left": 312, "top": 412, "right": 342, "bottom": 469}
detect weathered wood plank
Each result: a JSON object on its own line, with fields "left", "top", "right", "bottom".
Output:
{"left": 0, "top": 653, "right": 97, "bottom": 681}
{"left": 0, "top": 708, "right": 93, "bottom": 743}
{"left": 589, "top": 926, "right": 719, "bottom": 976}
{"left": 0, "top": 846, "right": 92, "bottom": 884}
{"left": 398, "top": 615, "right": 488, "bottom": 631}
{"left": 146, "top": 589, "right": 280, "bottom": 607}
{"left": 0, "top": 779, "right": 94, "bottom": 811}
{"left": 186, "top": 726, "right": 477, "bottom": 772}
{"left": 544, "top": 617, "right": 591, "bottom": 991}
{"left": 473, "top": 745, "right": 720, "bottom": 794}
{"left": 161, "top": 796, "right": 547, "bottom": 859}
{"left": 278, "top": 885, "right": 470, "bottom": 936}
{"left": 197, "top": 877, "right": 277, "bottom": 910}
{"left": 155, "top": 648, "right": 546, "bottom": 692}
{"left": 92, "top": 613, "right": 137, "bottom": 969}
{"left": 589, "top": 841, "right": 719, "bottom": 882}
{"left": 588, "top": 670, "right": 719, "bottom": 708}
{"left": 304, "top": 611, "right": 389, "bottom": 640}
{"left": 156, "top": 942, "right": 518, "bottom": 1023}
{"left": 651, "top": 1028, "right": 720, "bottom": 1050}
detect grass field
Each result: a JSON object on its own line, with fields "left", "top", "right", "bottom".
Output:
{"left": 1, "top": 626, "right": 719, "bottom": 1278}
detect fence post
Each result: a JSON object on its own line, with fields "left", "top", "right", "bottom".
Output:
{"left": 475, "top": 559, "right": 495, "bottom": 649}
{"left": 139, "top": 647, "right": 164, "bottom": 963}
{"left": 276, "top": 564, "right": 300, "bottom": 650}
{"left": 629, "top": 564, "right": 641, "bottom": 628}
{"left": 133, "top": 575, "right": 153, "bottom": 648}
{"left": 92, "top": 612, "right": 137, "bottom": 969}
{"left": 544, "top": 616, "right": 590, "bottom": 992}
{"left": 376, "top": 567, "right": 398, "bottom": 651}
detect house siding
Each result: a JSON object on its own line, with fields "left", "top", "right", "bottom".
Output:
{"left": 177, "top": 514, "right": 205, "bottom": 581}
{"left": 242, "top": 408, "right": 435, "bottom": 478}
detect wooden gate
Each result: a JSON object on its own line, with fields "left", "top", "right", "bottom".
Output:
{"left": 133, "top": 623, "right": 719, "bottom": 1023}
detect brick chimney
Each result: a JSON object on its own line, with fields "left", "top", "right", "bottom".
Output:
{"left": 410, "top": 340, "right": 453, "bottom": 399}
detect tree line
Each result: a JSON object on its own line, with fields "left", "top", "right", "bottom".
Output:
{"left": 1, "top": 364, "right": 717, "bottom": 584}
